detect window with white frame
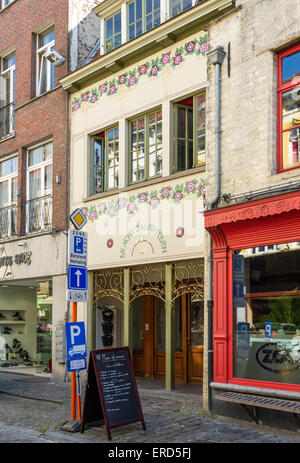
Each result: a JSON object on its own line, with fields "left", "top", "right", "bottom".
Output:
{"left": 0, "top": 52, "right": 15, "bottom": 138}
{"left": 26, "top": 142, "right": 52, "bottom": 233}
{"left": 36, "top": 27, "right": 55, "bottom": 96}
{"left": 0, "top": 155, "right": 18, "bottom": 238}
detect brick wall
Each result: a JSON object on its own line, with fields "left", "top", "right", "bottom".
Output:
{"left": 0, "top": 0, "right": 69, "bottom": 231}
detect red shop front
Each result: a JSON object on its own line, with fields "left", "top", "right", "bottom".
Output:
{"left": 205, "top": 189, "right": 300, "bottom": 396}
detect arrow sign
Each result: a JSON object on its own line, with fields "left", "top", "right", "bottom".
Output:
{"left": 68, "top": 265, "right": 88, "bottom": 291}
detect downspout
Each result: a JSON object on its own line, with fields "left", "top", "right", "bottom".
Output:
{"left": 206, "top": 45, "right": 226, "bottom": 414}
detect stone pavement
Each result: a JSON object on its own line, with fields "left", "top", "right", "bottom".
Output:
{"left": 1, "top": 371, "right": 300, "bottom": 445}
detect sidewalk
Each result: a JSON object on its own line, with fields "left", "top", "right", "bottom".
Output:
{"left": 1, "top": 370, "right": 300, "bottom": 444}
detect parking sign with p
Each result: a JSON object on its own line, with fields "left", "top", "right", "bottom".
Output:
{"left": 66, "top": 321, "right": 87, "bottom": 360}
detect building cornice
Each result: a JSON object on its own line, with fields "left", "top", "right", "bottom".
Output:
{"left": 204, "top": 190, "right": 300, "bottom": 229}
{"left": 60, "top": 0, "right": 235, "bottom": 93}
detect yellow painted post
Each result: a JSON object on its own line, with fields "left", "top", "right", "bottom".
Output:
{"left": 165, "top": 262, "right": 175, "bottom": 390}
{"left": 123, "top": 267, "right": 132, "bottom": 354}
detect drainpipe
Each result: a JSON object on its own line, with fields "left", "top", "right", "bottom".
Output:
{"left": 206, "top": 45, "right": 226, "bottom": 414}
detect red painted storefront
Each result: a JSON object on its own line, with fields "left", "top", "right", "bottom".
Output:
{"left": 205, "top": 189, "right": 300, "bottom": 394}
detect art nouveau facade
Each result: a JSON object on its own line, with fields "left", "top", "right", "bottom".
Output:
{"left": 61, "top": 0, "right": 235, "bottom": 395}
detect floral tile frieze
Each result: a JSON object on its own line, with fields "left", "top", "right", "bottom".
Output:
{"left": 72, "top": 35, "right": 208, "bottom": 112}
{"left": 82, "top": 177, "right": 206, "bottom": 222}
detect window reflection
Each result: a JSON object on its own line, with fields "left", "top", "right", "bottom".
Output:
{"left": 233, "top": 243, "right": 300, "bottom": 385}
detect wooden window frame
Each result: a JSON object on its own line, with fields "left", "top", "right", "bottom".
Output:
{"left": 173, "top": 92, "right": 206, "bottom": 174}
{"left": 277, "top": 43, "right": 300, "bottom": 173}
{"left": 90, "top": 126, "right": 119, "bottom": 196}
{"left": 128, "top": 108, "right": 162, "bottom": 185}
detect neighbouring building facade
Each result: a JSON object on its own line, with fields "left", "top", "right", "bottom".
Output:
{"left": 204, "top": 0, "right": 300, "bottom": 426}
{"left": 61, "top": 0, "right": 236, "bottom": 393}
{"left": 0, "top": 0, "right": 100, "bottom": 377}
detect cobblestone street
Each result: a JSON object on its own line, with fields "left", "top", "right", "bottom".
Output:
{"left": 1, "top": 372, "right": 300, "bottom": 449}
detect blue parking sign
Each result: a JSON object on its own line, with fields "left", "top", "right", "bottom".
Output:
{"left": 74, "top": 235, "right": 84, "bottom": 254}
{"left": 65, "top": 322, "right": 87, "bottom": 359}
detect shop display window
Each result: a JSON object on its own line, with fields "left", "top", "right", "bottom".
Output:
{"left": 233, "top": 242, "right": 300, "bottom": 385}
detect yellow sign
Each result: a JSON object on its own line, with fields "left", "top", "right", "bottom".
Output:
{"left": 70, "top": 208, "right": 87, "bottom": 230}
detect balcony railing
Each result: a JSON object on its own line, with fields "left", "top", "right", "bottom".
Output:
{"left": 0, "top": 204, "right": 17, "bottom": 239}
{"left": 0, "top": 102, "right": 15, "bottom": 139}
{"left": 21, "top": 195, "right": 52, "bottom": 234}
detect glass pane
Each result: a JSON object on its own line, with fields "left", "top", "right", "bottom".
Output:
{"left": 177, "top": 140, "right": 186, "bottom": 171}
{"left": 156, "top": 298, "right": 165, "bottom": 351}
{"left": 190, "top": 296, "right": 204, "bottom": 345}
{"left": 146, "top": 0, "right": 152, "bottom": 14}
{"left": 36, "top": 281, "right": 52, "bottom": 374}
{"left": 148, "top": 146, "right": 156, "bottom": 177}
{"left": 29, "top": 169, "right": 42, "bottom": 200}
{"left": 0, "top": 180, "right": 8, "bottom": 207}
{"left": 129, "top": 24, "right": 135, "bottom": 40}
{"left": 177, "top": 107, "right": 186, "bottom": 138}
{"left": 39, "top": 28, "right": 55, "bottom": 48}
{"left": 182, "top": 0, "right": 192, "bottom": 11}
{"left": 114, "top": 12, "right": 121, "bottom": 33}
{"left": 282, "top": 129, "right": 300, "bottom": 169}
{"left": 233, "top": 244, "right": 300, "bottom": 385}
{"left": 106, "top": 17, "right": 113, "bottom": 39}
{"left": 282, "top": 50, "right": 300, "bottom": 85}
{"left": 174, "top": 297, "right": 182, "bottom": 352}
{"left": 136, "top": 0, "right": 142, "bottom": 19}
{"left": 188, "top": 140, "right": 193, "bottom": 169}
{"left": 136, "top": 19, "right": 143, "bottom": 37}
{"left": 44, "top": 165, "right": 52, "bottom": 196}
{"left": 11, "top": 176, "right": 18, "bottom": 203}
{"left": 146, "top": 14, "right": 153, "bottom": 31}
{"left": 188, "top": 108, "right": 193, "bottom": 140}
{"left": 131, "top": 297, "right": 143, "bottom": 350}
{"left": 282, "top": 88, "right": 300, "bottom": 131}
{"left": 153, "top": 8, "right": 160, "bottom": 27}
{"left": 129, "top": 2, "right": 135, "bottom": 23}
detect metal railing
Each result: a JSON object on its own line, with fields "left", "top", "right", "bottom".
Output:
{"left": 0, "top": 204, "right": 18, "bottom": 239}
{"left": 0, "top": 102, "right": 15, "bottom": 139}
{"left": 21, "top": 195, "right": 52, "bottom": 234}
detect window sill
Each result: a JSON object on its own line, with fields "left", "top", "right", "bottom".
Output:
{"left": 83, "top": 164, "right": 205, "bottom": 202}
{"left": 0, "top": 131, "right": 15, "bottom": 144}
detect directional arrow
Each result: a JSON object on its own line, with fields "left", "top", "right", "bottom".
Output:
{"left": 75, "top": 269, "right": 82, "bottom": 287}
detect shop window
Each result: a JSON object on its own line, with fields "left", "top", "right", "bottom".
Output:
{"left": 173, "top": 93, "right": 206, "bottom": 173}
{"left": 105, "top": 11, "right": 122, "bottom": 52}
{"left": 127, "top": 0, "right": 160, "bottom": 41}
{"left": 0, "top": 155, "right": 18, "bottom": 238}
{"left": 170, "top": 0, "right": 192, "bottom": 18}
{"left": 129, "top": 108, "right": 162, "bottom": 183}
{"left": 36, "top": 27, "right": 55, "bottom": 96}
{"left": 0, "top": 52, "right": 15, "bottom": 138}
{"left": 278, "top": 43, "right": 300, "bottom": 171}
{"left": 232, "top": 242, "right": 300, "bottom": 386}
{"left": 90, "top": 126, "right": 119, "bottom": 195}
{"left": 25, "top": 141, "right": 52, "bottom": 233}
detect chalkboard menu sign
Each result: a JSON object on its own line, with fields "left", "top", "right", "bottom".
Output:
{"left": 81, "top": 347, "right": 146, "bottom": 440}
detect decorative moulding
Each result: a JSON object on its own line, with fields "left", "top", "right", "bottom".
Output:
{"left": 204, "top": 190, "right": 300, "bottom": 228}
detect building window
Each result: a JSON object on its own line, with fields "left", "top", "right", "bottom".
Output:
{"left": 0, "top": 52, "right": 15, "bottom": 138}
{"left": 129, "top": 109, "right": 162, "bottom": 183}
{"left": 278, "top": 43, "right": 300, "bottom": 171}
{"left": 25, "top": 142, "right": 52, "bottom": 233}
{"left": 105, "top": 11, "right": 122, "bottom": 52}
{"left": 173, "top": 93, "right": 206, "bottom": 173}
{"left": 233, "top": 243, "right": 300, "bottom": 386}
{"left": 1, "top": 0, "right": 13, "bottom": 8}
{"left": 0, "top": 155, "right": 18, "bottom": 238}
{"left": 128, "top": 0, "right": 160, "bottom": 41}
{"left": 36, "top": 27, "right": 55, "bottom": 96}
{"left": 91, "top": 127, "right": 119, "bottom": 195}
{"left": 170, "top": 0, "right": 192, "bottom": 18}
